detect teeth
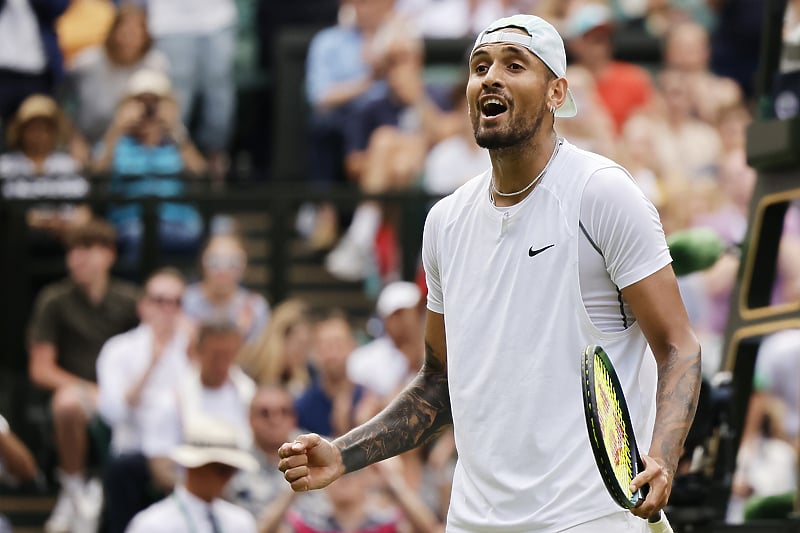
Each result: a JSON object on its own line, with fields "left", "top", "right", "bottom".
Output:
{"left": 485, "top": 98, "right": 503, "bottom": 105}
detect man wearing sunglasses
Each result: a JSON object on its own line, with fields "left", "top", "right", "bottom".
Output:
{"left": 96, "top": 267, "right": 193, "bottom": 533}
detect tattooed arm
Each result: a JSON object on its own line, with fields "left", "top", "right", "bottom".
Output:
{"left": 278, "top": 310, "right": 451, "bottom": 491}
{"left": 622, "top": 265, "right": 702, "bottom": 519}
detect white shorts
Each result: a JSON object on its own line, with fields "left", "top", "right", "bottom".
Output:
{"left": 560, "top": 511, "right": 650, "bottom": 532}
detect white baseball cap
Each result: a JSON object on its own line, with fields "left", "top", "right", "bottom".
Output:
{"left": 170, "top": 416, "right": 258, "bottom": 472}
{"left": 376, "top": 281, "right": 421, "bottom": 319}
{"left": 471, "top": 14, "right": 578, "bottom": 118}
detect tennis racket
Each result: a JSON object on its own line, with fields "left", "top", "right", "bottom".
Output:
{"left": 581, "top": 344, "right": 674, "bottom": 533}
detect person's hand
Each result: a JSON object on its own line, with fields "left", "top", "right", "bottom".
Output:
{"left": 112, "top": 100, "right": 144, "bottom": 133}
{"left": 629, "top": 453, "right": 672, "bottom": 520}
{"left": 278, "top": 433, "right": 345, "bottom": 492}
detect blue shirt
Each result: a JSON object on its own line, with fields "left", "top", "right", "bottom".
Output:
{"left": 294, "top": 375, "right": 364, "bottom": 438}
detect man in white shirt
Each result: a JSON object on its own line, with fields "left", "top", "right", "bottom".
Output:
{"left": 127, "top": 416, "right": 258, "bottom": 533}
{"left": 97, "top": 268, "right": 192, "bottom": 533}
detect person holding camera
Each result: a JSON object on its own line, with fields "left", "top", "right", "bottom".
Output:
{"left": 92, "top": 68, "right": 207, "bottom": 264}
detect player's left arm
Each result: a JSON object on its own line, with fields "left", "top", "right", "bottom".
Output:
{"left": 621, "top": 266, "right": 701, "bottom": 519}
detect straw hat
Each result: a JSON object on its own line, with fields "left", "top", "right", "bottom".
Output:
{"left": 170, "top": 416, "right": 258, "bottom": 472}
{"left": 125, "top": 68, "right": 173, "bottom": 99}
{"left": 6, "top": 94, "right": 66, "bottom": 149}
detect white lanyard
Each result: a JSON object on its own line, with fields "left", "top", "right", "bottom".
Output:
{"left": 173, "top": 491, "right": 224, "bottom": 533}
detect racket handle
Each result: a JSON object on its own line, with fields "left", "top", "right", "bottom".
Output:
{"left": 646, "top": 511, "right": 674, "bottom": 533}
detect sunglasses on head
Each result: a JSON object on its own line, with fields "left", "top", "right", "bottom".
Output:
{"left": 204, "top": 255, "right": 245, "bottom": 272}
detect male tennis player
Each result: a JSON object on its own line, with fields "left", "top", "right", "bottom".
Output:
{"left": 279, "top": 14, "right": 701, "bottom": 532}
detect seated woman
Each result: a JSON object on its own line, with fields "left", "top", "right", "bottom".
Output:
{"left": 92, "top": 69, "right": 206, "bottom": 265}
{"left": 183, "top": 233, "right": 271, "bottom": 343}
{"left": 0, "top": 94, "right": 91, "bottom": 243}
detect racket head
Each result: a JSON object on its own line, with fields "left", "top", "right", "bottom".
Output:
{"left": 581, "top": 344, "right": 646, "bottom": 509}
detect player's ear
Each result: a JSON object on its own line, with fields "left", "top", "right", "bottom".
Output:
{"left": 548, "top": 77, "right": 568, "bottom": 114}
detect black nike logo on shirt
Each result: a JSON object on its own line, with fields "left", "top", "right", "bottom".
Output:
{"left": 528, "top": 244, "right": 555, "bottom": 257}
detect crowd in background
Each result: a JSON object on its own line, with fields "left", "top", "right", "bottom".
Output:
{"left": 1, "top": 0, "right": 800, "bottom": 531}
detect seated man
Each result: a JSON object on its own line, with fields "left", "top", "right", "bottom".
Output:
{"left": 27, "top": 218, "right": 139, "bottom": 533}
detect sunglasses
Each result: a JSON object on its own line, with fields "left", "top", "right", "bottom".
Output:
{"left": 146, "top": 294, "right": 182, "bottom": 308}
{"left": 253, "top": 406, "right": 294, "bottom": 418}
{"left": 204, "top": 255, "right": 245, "bottom": 272}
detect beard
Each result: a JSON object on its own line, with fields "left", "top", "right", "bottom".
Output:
{"left": 473, "top": 103, "right": 546, "bottom": 150}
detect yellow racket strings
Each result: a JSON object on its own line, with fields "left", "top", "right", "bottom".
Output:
{"left": 594, "top": 355, "right": 634, "bottom": 496}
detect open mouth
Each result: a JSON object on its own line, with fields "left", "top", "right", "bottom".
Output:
{"left": 481, "top": 97, "right": 508, "bottom": 118}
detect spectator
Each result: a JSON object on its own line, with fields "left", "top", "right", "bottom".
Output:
{"left": 55, "top": 0, "right": 115, "bottom": 68}
{"left": 709, "top": 0, "right": 764, "bottom": 99}
{"left": 0, "top": 413, "right": 39, "bottom": 533}
{"left": 305, "top": 0, "right": 398, "bottom": 185}
{"left": 183, "top": 233, "right": 270, "bottom": 343}
{"left": 347, "top": 281, "right": 423, "bottom": 402}
{"left": 146, "top": 0, "right": 238, "bottom": 180}
{"left": 294, "top": 309, "right": 364, "bottom": 438}
{"left": 228, "top": 385, "right": 326, "bottom": 532}
{"left": 0, "top": 0, "right": 68, "bottom": 125}
{"left": 663, "top": 20, "right": 742, "bottom": 124}
{"left": 0, "top": 94, "right": 90, "bottom": 241}
{"left": 67, "top": 3, "right": 169, "bottom": 148}
{"left": 93, "top": 68, "right": 206, "bottom": 265}
{"left": 422, "top": 81, "right": 491, "bottom": 196}
{"left": 238, "top": 299, "right": 313, "bottom": 396}
{"left": 26, "top": 218, "right": 139, "bottom": 533}
{"left": 326, "top": 32, "right": 457, "bottom": 281}
{"left": 753, "top": 328, "right": 800, "bottom": 448}
{"left": 127, "top": 416, "right": 258, "bottom": 533}
{"left": 96, "top": 267, "right": 192, "bottom": 533}
{"left": 563, "top": 3, "right": 653, "bottom": 133}
{"left": 141, "top": 319, "right": 255, "bottom": 494}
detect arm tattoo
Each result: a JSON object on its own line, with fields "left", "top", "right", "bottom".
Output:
{"left": 653, "top": 346, "right": 702, "bottom": 475}
{"left": 334, "top": 341, "right": 452, "bottom": 474}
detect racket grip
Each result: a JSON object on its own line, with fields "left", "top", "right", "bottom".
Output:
{"left": 646, "top": 511, "right": 674, "bottom": 533}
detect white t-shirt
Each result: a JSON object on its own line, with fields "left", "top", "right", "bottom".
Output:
{"left": 147, "top": 0, "right": 236, "bottom": 36}
{"left": 96, "top": 325, "right": 191, "bottom": 455}
{"left": 347, "top": 336, "right": 409, "bottom": 397}
{"left": 422, "top": 140, "right": 669, "bottom": 532}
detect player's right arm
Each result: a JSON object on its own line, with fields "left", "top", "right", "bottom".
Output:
{"left": 278, "top": 310, "right": 451, "bottom": 492}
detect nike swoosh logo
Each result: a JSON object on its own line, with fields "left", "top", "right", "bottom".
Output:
{"left": 528, "top": 244, "right": 555, "bottom": 257}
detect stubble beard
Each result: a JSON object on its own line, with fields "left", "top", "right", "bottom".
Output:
{"left": 473, "top": 103, "right": 546, "bottom": 150}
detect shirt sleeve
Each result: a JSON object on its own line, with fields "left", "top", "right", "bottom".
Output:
{"left": 95, "top": 336, "right": 130, "bottom": 426}
{"left": 27, "top": 287, "right": 59, "bottom": 345}
{"left": 581, "top": 166, "right": 672, "bottom": 289}
{"left": 422, "top": 201, "right": 444, "bottom": 314}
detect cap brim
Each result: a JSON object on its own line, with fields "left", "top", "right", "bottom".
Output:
{"left": 555, "top": 88, "right": 578, "bottom": 118}
{"left": 170, "top": 446, "right": 259, "bottom": 472}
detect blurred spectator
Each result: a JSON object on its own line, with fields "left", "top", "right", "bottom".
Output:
{"left": 228, "top": 385, "right": 326, "bottom": 531}
{"left": 326, "top": 32, "right": 457, "bottom": 281}
{"left": 753, "top": 328, "right": 800, "bottom": 448}
{"left": 769, "top": 0, "right": 800, "bottom": 120}
{"left": 55, "top": 0, "right": 115, "bottom": 67}
{"left": 26, "top": 218, "right": 139, "bottom": 533}
{"left": 127, "top": 416, "right": 258, "bottom": 533}
{"left": 709, "top": 0, "right": 764, "bottom": 99}
{"left": 563, "top": 3, "right": 653, "bottom": 134}
{"left": 663, "top": 21, "right": 742, "bottom": 124}
{"left": 294, "top": 309, "right": 364, "bottom": 438}
{"left": 616, "top": 105, "right": 665, "bottom": 207}
{"left": 304, "top": 0, "right": 397, "bottom": 185}
{"left": 66, "top": 3, "right": 169, "bottom": 148}
{"left": 716, "top": 102, "right": 752, "bottom": 156}
{"left": 554, "top": 64, "right": 616, "bottom": 158}
{"left": 0, "top": 94, "right": 90, "bottom": 241}
{"left": 0, "top": 413, "right": 39, "bottom": 533}
{"left": 0, "top": 0, "right": 68, "bottom": 125}
{"left": 96, "top": 268, "right": 192, "bottom": 533}
{"left": 141, "top": 319, "right": 255, "bottom": 493}
{"left": 183, "top": 233, "right": 270, "bottom": 343}
{"left": 348, "top": 282, "right": 423, "bottom": 401}
{"left": 146, "top": 0, "right": 237, "bottom": 180}
{"left": 629, "top": 69, "right": 723, "bottom": 187}
{"left": 93, "top": 68, "right": 206, "bottom": 265}
{"left": 238, "top": 299, "right": 313, "bottom": 396}
{"left": 399, "top": 0, "right": 540, "bottom": 38}
{"left": 422, "top": 81, "right": 490, "bottom": 196}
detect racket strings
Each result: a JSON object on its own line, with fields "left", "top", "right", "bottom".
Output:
{"left": 594, "top": 356, "right": 634, "bottom": 495}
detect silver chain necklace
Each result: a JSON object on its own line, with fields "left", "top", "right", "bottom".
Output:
{"left": 491, "top": 138, "right": 563, "bottom": 199}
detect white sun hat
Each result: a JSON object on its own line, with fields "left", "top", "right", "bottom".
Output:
{"left": 471, "top": 14, "right": 578, "bottom": 118}
{"left": 376, "top": 281, "right": 421, "bottom": 319}
{"left": 170, "top": 416, "right": 258, "bottom": 472}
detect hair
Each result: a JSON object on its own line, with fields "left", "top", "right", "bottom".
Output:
{"left": 63, "top": 218, "right": 117, "bottom": 251}
{"left": 144, "top": 266, "right": 185, "bottom": 289}
{"left": 104, "top": 3, "right": 153, "bottom": 65}
{"left": 196, "top": 317, "right": 242, "bottom": 347}
{"left": 237, "top": 298, "right": 311, "bottom": 389}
